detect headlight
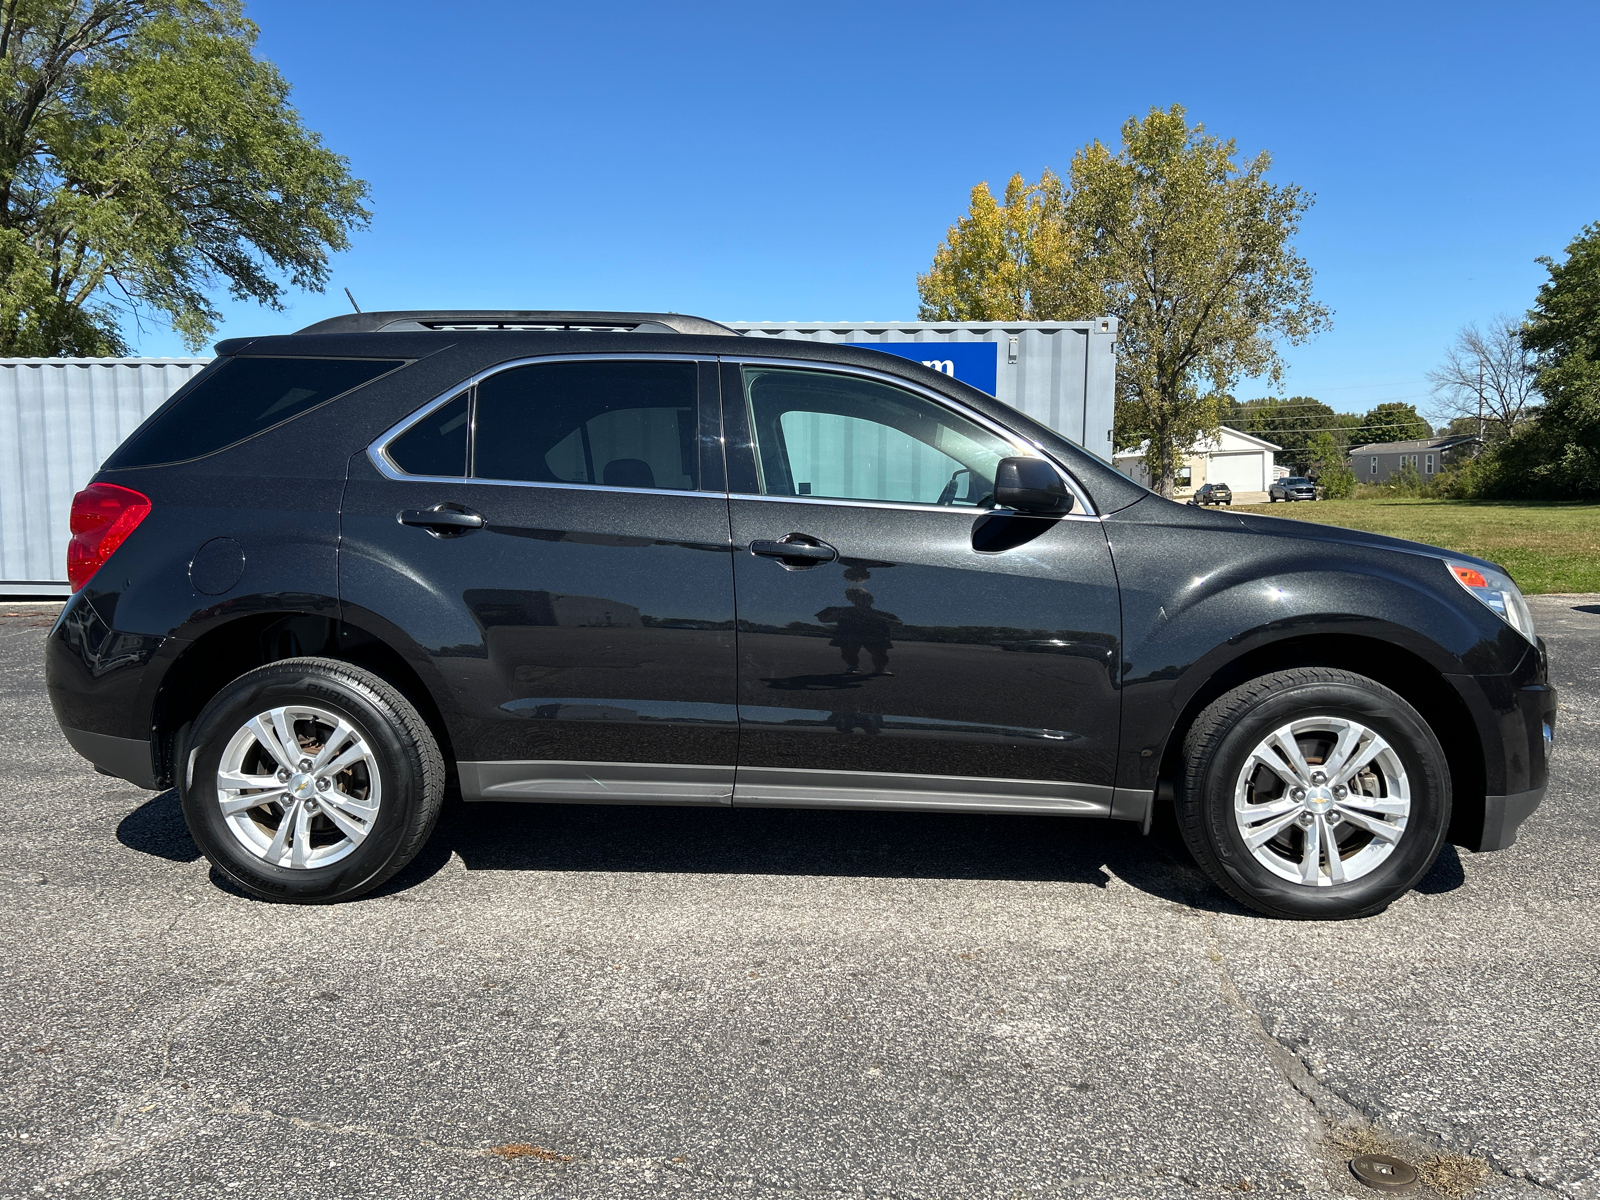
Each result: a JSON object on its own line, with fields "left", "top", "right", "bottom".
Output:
{"left": 1445, "top": 559, "right": 1536, "bottom": 643}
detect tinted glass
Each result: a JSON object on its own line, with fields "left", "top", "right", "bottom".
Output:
{"left": 106, "top": 356, "right": 403, "bottom": 468}
{"left": 743, "top": 367, "right": 1012, "bottom": 506}
{"left": 387, "top": 392, "right": 469, "bottom": 477}
{"left": 473, "top": 360, "right": 698, "bottom": 490}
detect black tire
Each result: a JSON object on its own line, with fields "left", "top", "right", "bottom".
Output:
{"left": 180, "top": 657, "right": 444, "bottom": 903}
{"left": 1176, "top": 667, "right": 1450, "bottom": 920}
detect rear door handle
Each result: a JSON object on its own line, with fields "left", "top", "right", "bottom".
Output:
{"left": 749, "top": 535, "right": 838, "bottom": 567}
{"left": 399, "top": 506, "right": 485, "bottom": 536}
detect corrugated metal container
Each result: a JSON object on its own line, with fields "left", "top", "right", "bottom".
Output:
{"left": 0, "top": 358, "right": 210, "bottom": 595}
{"left": 727, "top": 320, "right": 1118, "bottom": 462}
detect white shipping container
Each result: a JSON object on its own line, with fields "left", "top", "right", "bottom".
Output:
{"left": 0, "top": 359, "right": 210, "bottom": 595}
{"left": 727, "top": 320, "right": 1118, "bottom": 462}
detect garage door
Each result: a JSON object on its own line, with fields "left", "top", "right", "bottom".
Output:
{"left": 1209, "top": 451, "right": 1265, "bottom": 493}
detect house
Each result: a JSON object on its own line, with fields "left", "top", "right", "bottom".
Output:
{"left": 1113, "top": 426, "right": 1282, "bottom": 496}
{"left": 1347, "top": 435, "right": 1480, "bottom": 483}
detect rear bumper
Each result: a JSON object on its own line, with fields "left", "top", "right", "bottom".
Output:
{"left": 60, "top": 726, "right": 159, "bottom": 790}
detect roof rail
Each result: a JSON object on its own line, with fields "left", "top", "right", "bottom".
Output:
{"left": 294, "top": 310, "right": 737, "bottom": 337}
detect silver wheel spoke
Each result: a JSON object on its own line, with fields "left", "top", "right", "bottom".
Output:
{"left": 1299, "top": 814, "right": 1322, "bottom": 884}
{"left": 1243, "top": 809, "right": 1302, "bottom": 849}
{"left": 248, "top": 715, "right": 298, "bottom": 773}
{"left": 327, "top": 786, "right": 378, "bottom": 818}
{"left": 310, "top": 720, "right": 358, "bottom": 773}
{"left": 1236, "top": 793, "right": 1301, "bottom": 820}
{"left": 290, "top": 802, "right": 312, "bottom": 869}
{"left": 1318, "top": 815, "right": 1345, "bottom": 883}
{"left": 1317, "top": 722, "right": 1366, "bottom": 780}
{"left": 263, "top": 799, "right": 299, "bottom": 865}
{"left": 1332, "top": 734, "right": 1391, "bottom": 789}
{"left": 320, "top": 743, "right": 368, "bottom": 778}
{"left": 1268, "top": 730, "right": 1314, "bottom": 785}
{"left": 219, "top": 788, "right": 285, "bottom": 815}
{"left": 270, "top": 708, "right": 301, "bottom": 766}
{"left": 1334, "top": 806, "right": 1404, "bottom": 843}
{"left": 317, "top": 797, "right": 370, "bottom": 843}
{"left": 1339, "top": 793, "right": 1408, "bottom": 816}
{"left": 1246, "top": 750, "right": 1302, "bottom": 790}
{"left": 217, "top": 769, "right": 281, "bottom": 792}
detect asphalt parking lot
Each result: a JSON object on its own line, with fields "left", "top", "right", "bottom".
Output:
{"left": 2, "top": 596, "right": 1595, "bottom": 1200}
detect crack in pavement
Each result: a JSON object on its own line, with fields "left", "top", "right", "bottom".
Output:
{"left": 1195, "top": 913, "right": 1563, "bottom": 1197}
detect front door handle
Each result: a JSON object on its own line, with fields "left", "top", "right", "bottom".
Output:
{"left": 399, "top": 505, "right": 486, "bottom": 536}
{"left": 749, "top": 534, "right": 838, "bottom": 568}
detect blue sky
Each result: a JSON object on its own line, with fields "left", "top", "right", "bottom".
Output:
{"left": 135, "top": 0, "right": 1600, "bottom": 425}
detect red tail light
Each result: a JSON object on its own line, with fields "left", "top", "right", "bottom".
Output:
{"left": 68, "top": 483, "right": 151, "bottom": 592}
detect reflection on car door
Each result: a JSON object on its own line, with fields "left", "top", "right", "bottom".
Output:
{"left": 722, "top": 362, "right": 1134, "bottom": 816}
{"left": 340, "top": 357, "right": 739, "bottom": 804}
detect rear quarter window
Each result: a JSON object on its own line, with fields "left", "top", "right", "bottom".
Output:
{"left": 104, "top": 356, "right": 405, "bottom": 468}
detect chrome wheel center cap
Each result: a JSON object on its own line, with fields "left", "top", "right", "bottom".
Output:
{"left": 1304, "top": 786, "right": 1334, "bottom": 813}
{"left": 288, "top": 773, "right": 317, "bottom": 801}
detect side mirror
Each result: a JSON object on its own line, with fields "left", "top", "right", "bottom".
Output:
{"left": 992, "top": 457, "right": 1074, "bottom": 514}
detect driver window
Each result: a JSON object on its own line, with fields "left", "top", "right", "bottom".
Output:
{"left": 743, "top": 367, "right": 1013, "bottom": 506}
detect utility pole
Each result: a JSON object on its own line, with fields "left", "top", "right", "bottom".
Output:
{"left": 1476, "top": 363, "right": 1485, "bottom": 442}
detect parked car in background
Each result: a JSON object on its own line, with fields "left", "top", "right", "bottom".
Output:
{"left": 1187, "top": 482, "right": 1232, "bottom": 506}
{"left": 46, "top": 310, "right": 1555, "bottom": 921}
{"left": 1270, "top": 476, "right": 1318, "bottom": 502}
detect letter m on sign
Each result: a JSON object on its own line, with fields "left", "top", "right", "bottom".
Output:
{"left": 921, "top": 359, "right": 955, "bottom": 376}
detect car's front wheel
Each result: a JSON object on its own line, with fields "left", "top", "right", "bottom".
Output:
{"left": 180, "top": 657, "right": 444, "bottom": 903}
{"left": 1176, "top": 667, "right": 1450, "bottom": 919}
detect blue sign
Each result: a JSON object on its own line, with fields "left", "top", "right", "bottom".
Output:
{"left": 846, "top": 341, "right": 999, "bottom": 396}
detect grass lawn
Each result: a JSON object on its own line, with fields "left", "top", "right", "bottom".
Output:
{"left": 1233, "top": 498, "right": 1600, "bottom": 594}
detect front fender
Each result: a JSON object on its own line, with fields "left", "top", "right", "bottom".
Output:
{"left": 1105, "top": 500, "right": 1526, "bottom": 793}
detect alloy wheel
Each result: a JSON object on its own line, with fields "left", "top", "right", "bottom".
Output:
{"left": 1232, "top": 716, "right": 1410, "bottom": 887}
{"left": 214, "top": 704, "right": 382, "bottom": 869}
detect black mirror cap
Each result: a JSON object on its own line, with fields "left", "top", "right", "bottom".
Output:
{"left": 992, "top": 457, "right": 1074, "bottom": 514}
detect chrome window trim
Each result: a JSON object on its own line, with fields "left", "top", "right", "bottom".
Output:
{"left": 721, "top": 355, "right": 1098, "bottom": 518}
{"left": 366, "top": 351, "right": 1099, "bottom": 518}
{"left": 367, "top": 352, "right": 715, "bottom": 493}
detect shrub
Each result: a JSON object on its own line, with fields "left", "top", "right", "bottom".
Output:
{"left": 1390, "top": 460, "right": 1423, "bottom": 497}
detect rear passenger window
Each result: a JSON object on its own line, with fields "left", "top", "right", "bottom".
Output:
{"left": 105, "top": 356, "right": 404, "bottom": 468}
{"left": 472, "top": 361, "right": 698, "bottom": 491}
{"left": 386, "top": 392, "right": 468, "bottom": 477}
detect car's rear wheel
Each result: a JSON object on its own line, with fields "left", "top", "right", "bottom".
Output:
{"left": 180, "top": 657, "right": 444, "bottom": 903}
{"left": 1176, "top": 667, "right": 1450, "bottom": 919}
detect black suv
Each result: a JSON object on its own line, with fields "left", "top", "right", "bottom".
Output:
{"left": 47, "top": 311, "right": 1556, "bottom": 919}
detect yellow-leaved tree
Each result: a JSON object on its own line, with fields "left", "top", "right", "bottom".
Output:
{"left": 918, "top": 105, "right": 1330, "bottom": 496}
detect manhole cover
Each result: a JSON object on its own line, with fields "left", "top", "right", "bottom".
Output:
{"left": 1350, "top": 1153, "right": 1419, "bottom": 1191}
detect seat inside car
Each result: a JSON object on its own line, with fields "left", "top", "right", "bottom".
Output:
{"left": 603, "top": 458, "right": 656, "bottom": 488}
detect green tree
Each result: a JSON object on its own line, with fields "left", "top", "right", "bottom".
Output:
{"left": 1486, "top": 221, "right": 1600, "bottom": 500}
{"left": 918, "top": 104, "right": 1330, "bottom": 496}
{"left": 1230, "top": 395, "right": 1346, "bottom": 472}
{"left": 0, "top": 0, "right": 369, "bottom": 355}
{"left": 1305, "top": 430, "right": 1355, "bottom": 498}
{"left": 1353, "top": 402, "right": 1432, "bottom": 448}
